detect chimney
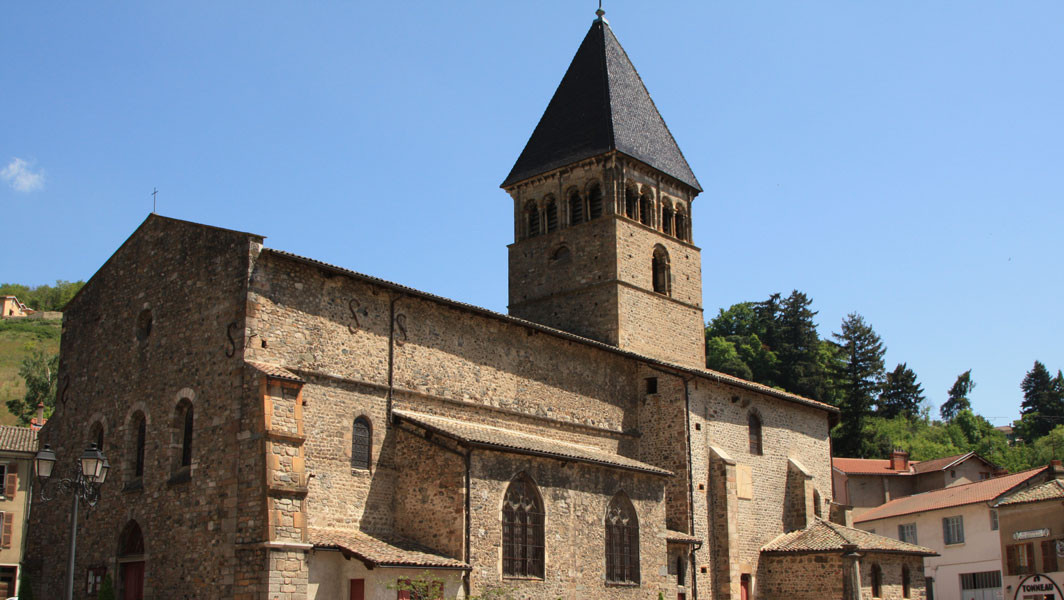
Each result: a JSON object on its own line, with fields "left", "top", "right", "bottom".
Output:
{"left": 1050, "top": 459, "right": 1064, "bottom": 480}
{"left": 36, "top": 402, "right": 44, "bottom": 423}
{"left": 890, "top": 450, "right": 909, "bottom": 471}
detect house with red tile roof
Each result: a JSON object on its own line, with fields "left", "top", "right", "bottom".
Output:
{"left": 855, "top": 466, "right": 1050, "bottom": 600}
{"left": 833, "top": 450, "right": 1002, "bottom": 517}
{"left": 992, "top": 462, "right": 1064, "bottom": 599}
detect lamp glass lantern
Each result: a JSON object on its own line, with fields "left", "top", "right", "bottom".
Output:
{"left": 34, "top": 444, "right": 56, "bottom": 480}
{"left": 80, "top": 444, "right": 105, "bottom": 481}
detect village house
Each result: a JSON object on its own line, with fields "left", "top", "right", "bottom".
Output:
{"left": 0, "top": 425, "right": 38, "bottom": 597}
{"left": 0, "top": 296, "right": 31, "bottom": 318}
{"left": 24, "top": 10, "right": 934, "bottom": 600}
{"left": 993, "top": 461, "right": 1064, "bottom": 600}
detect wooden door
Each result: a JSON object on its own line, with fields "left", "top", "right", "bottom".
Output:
{"left": 121, "top": 561, "right": 145, "bottom": 600}
{"left": 350, "top": 578, "right": 365, "bottom": 600}
{"left": 740, "top": 574, "right": 751, "bottom": 600}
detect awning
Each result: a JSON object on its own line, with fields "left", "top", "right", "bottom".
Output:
{"left": 310, "top": 528, "right": 469, "bottom": 570}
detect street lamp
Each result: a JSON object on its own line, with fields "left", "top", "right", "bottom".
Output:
{"left": 34, "top": 443, "right": 110, "bottom": 600}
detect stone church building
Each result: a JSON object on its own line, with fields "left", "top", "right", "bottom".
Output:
{"left": 25, "top": 11, "right": 933, "bottom": 600}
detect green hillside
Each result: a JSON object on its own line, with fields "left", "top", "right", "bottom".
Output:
{"left": 0, "top": 319, "right": 61, "bottom": 426}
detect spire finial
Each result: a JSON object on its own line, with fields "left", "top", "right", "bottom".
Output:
{"left": 595, "top": 0, "right": 606, "bottom": 21}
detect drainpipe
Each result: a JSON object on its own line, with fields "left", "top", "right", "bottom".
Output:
{"left": 464, "top": 449, "right": 472, "bottom": 599}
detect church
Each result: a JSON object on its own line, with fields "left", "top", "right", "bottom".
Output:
{"left": 25, "top": 9, "right": 933, "bottom": 600}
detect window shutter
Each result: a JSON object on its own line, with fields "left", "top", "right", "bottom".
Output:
{"left": 2, "top": 513, "right": 12, "bottom": 549}
{"left": 1026, "top": 543, "right": 1036, "bottom": 574}
{"left": 1043, "top": 540, "right": 1059, "bottom": 573}
{"left": 4, "top": 471, "right": 15, "bottom": 499}
{"left": 1007, "top": 544, "right": 1018, "bottom": 576}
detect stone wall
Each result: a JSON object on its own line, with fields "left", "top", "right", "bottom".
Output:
{"left": 859, "top": 553, "right": 927, "bottom": 600}
{"left": 23, "top": 215, "right": 261, "bottom": 599}
{"left": 758, "top": 553, "right": 846, "bottom": 599}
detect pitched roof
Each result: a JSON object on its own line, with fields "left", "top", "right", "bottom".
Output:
{"left": 911, "top": 452, "right": 984, "bottom": 474}
{"left": 393, "top": 409, "right": 671, "bottom": 476}
{"left": 265, "top": 248, "right": 837, "bottom": 415}
{"left": 855, "top": 467, "right": 1047, "bottom": 523}
{"left": 996, "top": 478, "right": 1064, "bottom": 507}
{"left": 666, "top": 529, "right": 702, "bottom": 545}
{"left": 832, "top": 457, "right": 914, "bottom": 476}
{"left": 0, "top": 425, "right": 37, "bottom": 454}
{"left": 502, "top": 18, "right": 700, "bottom": 191}
{"left": 762, "top": 518, "right": 937, "bottom": 556}
{"left": 247, "top": 361, "right": 304, "bottom": 383}
{"left": 310, "top": 528, "right": 469, "bottom": 570}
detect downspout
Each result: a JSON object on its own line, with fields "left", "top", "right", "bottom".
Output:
{"left": 464, "top": 449, "right": 472, "bottom": 599}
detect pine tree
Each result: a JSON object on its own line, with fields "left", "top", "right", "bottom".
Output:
{"left": 776, "top": 291, "right": 829, "bottom": 401}
{"left": 1017, "top": 361, "right": 1064, "bottom": 441}
{"left": 879, "top": 363, "right": 925, "bottom": 419}
{"left": 940, "top": 370, "right": 975, "bottom": 421}
{"left": 832, "top": 313, "right": 886, "bottom": 457}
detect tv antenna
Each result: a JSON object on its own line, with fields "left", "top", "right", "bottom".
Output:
{"left": 152, "top": 188, "right": 158, "bottom": 214}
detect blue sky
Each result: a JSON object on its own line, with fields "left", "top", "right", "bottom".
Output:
{"left": 2, "top": 2, "right": 1061, "bottom": 425}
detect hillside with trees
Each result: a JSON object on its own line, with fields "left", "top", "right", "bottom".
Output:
{"left": 706, "top": 291, "right": 1063, "bottom": 471}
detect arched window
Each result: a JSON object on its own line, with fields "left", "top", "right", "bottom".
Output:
{"left": 748, "top": 412, "right": 763, "bottom": 455}
{"left": 625, "top": 187, "right": 637, "bottom": 219}
{"left": 652, "top": 246, "right": 670, "bottom": 296}
{"left": 902, "top": 564, "right": 911, "bottom": 598}
{"left": 675, "top": 210, "right": 688, "bottom": 242}
{"left": 662, "top": 204, "right": 674, "bottom": 235}
{"left": 551, "top": 245, "right": 571, "bottom": 264}
{"left": 605, "top": 492, "right": 640, "bottom": 584}
{"left": 569, "top": 190, "right": 584, "bottom": 226}
{"left": 639, "top": 194, "right": 652, "bottom": 226}
{"left": 526, "top": 201, "right": 540, "bottom": 239}
{"left": 545, "top": 197, "right": 559, "bottom": 233}
{"left": 502, "top": 474, "right": 544, "bottom": 578}
{"left": 871, "top": 563, "right": 882, "bottom": 598}
{"left": 129, "top": 411, "right": 147, "bottom": 480}
{"left": 172, "top": 399, "right": 194, "bottom": 472}
{"left": 587, "top": 183, "right": 603, "bottom": 220}
{"left": 89, "top": 421, "right": 105, "bottom": 453}
{"left": 813, "top": 489, "right": 822, "bottom": 518}
{"left": 352, "top": 417, "right": 371, "bottom": 470}
{"left": 119, "top": 520, "right": 145, "bottom": 557}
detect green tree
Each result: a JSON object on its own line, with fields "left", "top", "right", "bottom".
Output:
{"left": 705, "top": 336, "right": 753, "bottom": 380}
{"left": 776, "top": 291, "right": 830, "bottom": 402}
{"left": 832, "top": 313, "right": 886, "bottom": 457}
{"left": 6, "top": 350, "right": 58, "bottom": 425}
{"left": 1017, "top": 361, "right": 1064, "bottom": 441}
{"left": 878, "top": 363, "right": 925, "bottom": 419}
{"left": 0, "top": 279, "right": 85, "bottom": 311}
{"left": 97, "top": 574, "right": 116, "bottom": 600}
{"left": 1033, "top": 425, "right": 1064, "bottom": 464}
{"left": 940, "top": 370, "right": 975, "bottom": 421}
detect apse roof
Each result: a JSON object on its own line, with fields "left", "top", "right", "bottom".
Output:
{"left": 502, "top": 18, "right": 700, "bottom": 191}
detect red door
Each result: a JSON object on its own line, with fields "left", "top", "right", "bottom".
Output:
{"left": 740, "top": 574, "right": 751, "bottom": 600}
{"left": 121, "top": 562, "right": 144, "bottom": 600}
{"left": 350, "top": 578, "right": 365, "bottom": 600}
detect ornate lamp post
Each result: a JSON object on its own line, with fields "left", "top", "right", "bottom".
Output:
{"left": 34, "top": 443, "right": 110, "bottom": 600}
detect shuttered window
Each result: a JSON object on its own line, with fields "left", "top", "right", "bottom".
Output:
{"left": 546, "top": 199, "right": 559, "bottom": 233}
{"left": 606, "top": 492, "right": 640, "bottom": 584}
{"left": 1, "top": 513, "right": 12, "bottom": 549}
{"left": 588, "top": 183, "right": 603, "bottom": 220}
{"left": 1006, "top": 543, "right": 1035, "bottom": 576}
{"left": 1042, "top": 539, "right": 1060, "bottom": 573}
{"left": 569, "top": 191, "right": 584, "bottom": 226}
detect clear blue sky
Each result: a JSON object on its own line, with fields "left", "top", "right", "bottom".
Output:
{"left": 2, "top": 2, "right": 1061, "bottom": 425}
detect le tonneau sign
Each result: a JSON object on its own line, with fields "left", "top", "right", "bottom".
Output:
{"left": 1014, "top": 574, "right": 1062, "bottom": 600}
{"left": 1015, "top": 528, "right": 1051, "bottom": 541}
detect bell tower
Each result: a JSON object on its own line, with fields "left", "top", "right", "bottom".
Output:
{"left": 503, "top": 11, "right": 706, "bottom": 368}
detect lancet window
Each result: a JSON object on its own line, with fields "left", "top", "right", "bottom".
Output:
{"left": 605, "top": 492, "right": 640, "bottom": 584}
{"left": 502, "top": 474, "right": 544, "bottom": 578}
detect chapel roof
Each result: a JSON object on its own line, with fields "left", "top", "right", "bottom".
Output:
{"left": 831, "top": 452, "right": 994, "bottom": 476}
{"left": 310, "top": 528, "right": 469, "bottom": 570}
{"left": 761, "top": 518, "right": 937, "bottom": 556}
{"left": 995, "top": 478, "right": 1064, "bottom": 507}
{"left": 393, "top": 409, "right": 672, "bottom": 476}
{"left": 855, "top": 467, "right": 1047, "bottom": 523}
{"left": 502, "top": 17, "right": 700, "bottom": 191}
{"left": 0, "top": 425, "right": 38, "bottom": 454}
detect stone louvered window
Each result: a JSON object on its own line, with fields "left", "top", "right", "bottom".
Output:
{"left": 748, "top": 412, "right": 763, "bottom": 455}
{"left": 545, "top": 198, "right": 559, "bottom": 233}
{"left": 675, "top": 210, "right": 688, "bottom": 241}
{"left": 662, "top": 205, "right": 673, "bottom": 235}
{"left": 638, "top": 194, "right": 652, "bottom": 226}
{"left": 351, "top": 417, "right": 371, "bottom": 471}
{"left": 605, "top": 492, "right": 639, "bottom": 584}
{"left": 652, "top": 246, "right": 671, "bottom": 296}
{"left": 502, "top": 474, "right": 544, "bottom": 579}
{"left": 569, "top": 190, "right": 584, "bottom": 226}
{"left": 526, "top": 201, "right": 540, "bottom": 239}
{"left": 588, "top": 182, "right": 603, "bottom": 220}
{"left": 625, "top": 187, "right": 638, "bottom": 220}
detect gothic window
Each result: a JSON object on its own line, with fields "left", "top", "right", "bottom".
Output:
{"left": 638, "top": 194, "right": 652, "bottom": 226}
{"left": 352, "top": 417, "right": 371, "bottom": 470}
{"left": 675, "top": 210, "right": 688, "bottom": 242}
{"left": 545, "top": 197, "right": 559, "bottom": 233}
{"left": 119, "top": 520, "right": 145, "bottom": 557}
{"left": 651, "top": 246, "right": 670, "bottom": 296}
{"left": 605, "top": 492, "right": 640, "bottom": 584}
{"left": 525, "top": 201, "right": 540, "bottom": 239}
{"left": 748, "top": 412, "right": 763, "bottom": 455}
{"left": 588, "top": 182, "right": 603, "bottom": 220}
{"left": 171, "top": 399, "right": 194, "bottom": 472}
{"left": 569, "top": 190, "right": 584, "bottom": 226}
{"left": 625, "top": 187, "right": 637, "bottom": 219}
{"left": 871, "top": 563, "right": 882, "bottom": 598}
{"left": 502, "top": 473, "right": 544, "bottom": 578}
{"left": 662, "top": 204, "right": 674, "bottom": 235}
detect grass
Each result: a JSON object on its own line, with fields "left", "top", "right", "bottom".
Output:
{"left": 0, "top": 319, "right": 61, "bottom": 426}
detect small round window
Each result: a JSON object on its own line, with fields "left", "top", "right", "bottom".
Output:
{"left": 135, "top": 309, "right": 153, "bottom": 341}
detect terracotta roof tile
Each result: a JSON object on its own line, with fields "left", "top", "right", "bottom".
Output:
{"left": 247, "top": 361, "right": 304, "bottom": 383}
{"left": 0, "top": 425, "right": 37, "bottom": 454}
{"left": 310, "top": 528, "right": 469, "bottom": 570}
{"left": 393, "top": 409, "right": 671, "bottom": 476}
{"left": 665, "top": 530, "right": 701, "bottom": 544}
{"left": 996, "top": 479, "right": 1064, "bottom": 507}
{"left": 911, "top": 453, "right": 985, "bottom": 474}
{"left": 762, "top": 519, "right": 937, "bottom": 556}
{"left": 833, "top": 457, "right": 914, "bottom": 476}
{"left": 856, "top": 467, "right": 1047, "bottom": 523}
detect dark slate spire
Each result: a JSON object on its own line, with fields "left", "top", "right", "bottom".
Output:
{"left": 502, "top": 18, "right": 701, "bottom": 191}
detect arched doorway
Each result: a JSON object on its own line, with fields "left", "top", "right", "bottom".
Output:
{"left": 118, "top": 520, "right": 145, "bottom": 600}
